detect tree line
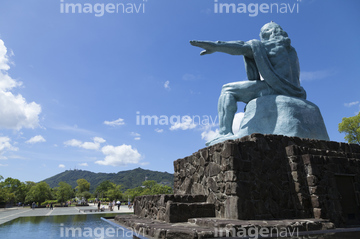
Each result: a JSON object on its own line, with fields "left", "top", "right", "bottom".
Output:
{"left": 0, "top": 175, "right": 172, "bottom": 207}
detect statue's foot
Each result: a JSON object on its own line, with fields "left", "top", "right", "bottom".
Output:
{"left": 205, "top": 133, "right": 234, "bottom": 146}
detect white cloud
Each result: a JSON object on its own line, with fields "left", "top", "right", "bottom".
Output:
{"left": 6, "top": 155, "right": 26, "bottom": 160}
{"left": 52, "top": 124, "right": 95, "bottom": 135}
{"left": 58, "top": 164, "right": 65, "bottom": 168}
{"left": 26, "top": 135, "right": 46, "bottom": 144}
{"left": 0, "top": 71, "right": 21, "bottom": 90}
{"left": 344, "top": 101, "right": 359, "bottom": 107}
{"left": 64, "top": 137, "right": 106, "bottom": 150}
{"left": 0, "top": 136, "right": 18, "bottom": 159}
{"left": 169, "top": 116, "right": 197, "bottom": 131}
{"left": 300, "top": 70, "right": 334, "bottom": 81}
{"left": 164, "top": 80, "right": 170, "bottom": 90}
{"left": 82, "top": 137, "right": 106, "bottom": 150}
{"left": 96, "top": 144, "right": 142, "bottom": 166}
{"left": 0, "top": 39, "right": 41, "bottom": 130}
{"left": 64, "top": 139, "right": 82, "bottom": 147}
{"left": 131, "top": 132, "right": 141, "bottom": 140}
{"left": 79, "top": 163, "right": 88, "bottom": 167}
{"left": 0, "top": 88, "right": 42, "bottom": 130}
{"left": 200, "top": 112, "right": 244, "bottom": 141}
{"left": 155, "top": 128, "right": 164, "bottom": 133}
{"left": 201, "top": 128, "right": 219, "bottom": 142}
{"left": 0, "top": 40, "right": 10, "bottom": 71}
{"left": 81, "top": 142, "right": 100, "bottom": 150}
{"left": 0, "top": 136, "right": 18, "bottom": 152}
{"left": 104, "top": 118, "right": 125, "bottom": 127}
{"left": 0, "top": 164, "right": 8, "bottom": 167}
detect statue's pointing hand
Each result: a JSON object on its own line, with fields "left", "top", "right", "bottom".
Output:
{"left": 190, "top": 40, "right": 216, "bottom": 56}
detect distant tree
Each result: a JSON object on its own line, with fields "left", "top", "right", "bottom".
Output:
{"left": 1, "top": 177, "right": 17, "bottom": 203}
{"left": 24, "top": 181, "right": 36, "bottom": 203}
{"left": 142, "top": 180, "right": 157, "bottom": 189}
{"left": 15, "top": 182, "right": 28, "bottom": 204}
{"left": 95, "top": 180, "right": 114, "bottom": 198}
{"left": 0, "top": 184, "right": 14, "bottom": 205}
{"left": 25, "top": 181, "right": 36, "bottom": 190}
{"left": 75, "top": 179, "right": 90, "bottom": 193}
{"left": 107, "top": 184, "right": 123, "bottom": 201}
{"left": 79, "top": 191, "right": 92, "bottom": 202}
{"left": 124, "top": 180, "right": 173, "bottom": 201}
{"left": 338, "top": 112, "right": 360, "bottom": 144}
{"left": 141, "top": 180, "right": 173, "bottom": 195}
{"left": 25, "top": 182, "right": 53, "bottom": 206}
{"left": 0, "top": 177, "right": 30, "bottom": 204}
{"left": 150, "top": 184, "right": 173, "bottom": 195}
{"left": 124, "top": 187, "right": 142, "bottom": 202}
{"left": 56, "top": 182, "right": 74, "bottom": 205}
{"left": 0, "top": 176, "right": 4, "bottom": 204}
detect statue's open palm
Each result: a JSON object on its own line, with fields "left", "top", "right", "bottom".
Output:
{"left": 190, "top": 40, "right": 216, "bottom": 55}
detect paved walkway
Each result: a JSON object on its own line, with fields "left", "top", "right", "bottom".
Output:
{"left": 0, "top": 205, "right": 133, "bottom": 225}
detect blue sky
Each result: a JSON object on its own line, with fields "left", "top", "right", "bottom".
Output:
{"left": 0, "top": 0, "right": 359, "bottom": 183}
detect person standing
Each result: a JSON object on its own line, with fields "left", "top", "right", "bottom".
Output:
{"left": 98, "top": 201, "right": 101, "bottom": 212}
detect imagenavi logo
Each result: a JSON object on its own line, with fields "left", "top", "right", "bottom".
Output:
{"left": 213, "top": 0, "right": 301, "bottom": 17}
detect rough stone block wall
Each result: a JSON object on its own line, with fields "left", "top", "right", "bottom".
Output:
{"left": 286, "top": 144, "right": 360, "bottom": 225}
{"left": 173, "top": 133, "right": 360, "bottom": 224}
{"left": 134, "top": 194, "right": 214, "bottom": 223}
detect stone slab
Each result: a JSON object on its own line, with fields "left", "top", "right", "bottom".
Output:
{"left": 113, "top": 214, "right": 335, "bottom": 239}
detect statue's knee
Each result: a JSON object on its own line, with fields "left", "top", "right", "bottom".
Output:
{"left": 222, "top": 83, "right": 232, "bottom": 89}
{"left": 221, "top": 83, "right": 233, "bottom": 94}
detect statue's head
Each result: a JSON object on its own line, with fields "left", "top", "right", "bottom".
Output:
{"left": 260, "top": 21, "right": 289, "bottom": 41}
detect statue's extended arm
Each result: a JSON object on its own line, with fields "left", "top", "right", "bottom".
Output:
{"left": 190, "top": 40, "right": 253, "bottom": 57}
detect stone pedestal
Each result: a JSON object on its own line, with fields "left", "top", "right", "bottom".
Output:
{"left": 117, "top": 134, "right": 360, "bottom": 238}
{"left": 132, "top": 134, "right": 360, "bottom": 232}
{"left": 173, "top": 134, "right": 360, "bottom": 226}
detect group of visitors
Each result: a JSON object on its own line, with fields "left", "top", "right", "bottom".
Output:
{"left": 96, "top": 200, "right": 123, "bottom": 211}
{"left": 30, "top": 202, "right": 53, "bottom": 210}
{"left": 109, "top": 200, "right": 122, "bottom": 211}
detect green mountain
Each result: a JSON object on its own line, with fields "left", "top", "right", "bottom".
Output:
{"left": 42, "top": 167, "right": 174, "bottom": 192}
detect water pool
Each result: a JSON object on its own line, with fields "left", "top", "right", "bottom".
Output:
{"left": 1, "top": 214, "right": 360, "bottom": 238}
{"left": 0, "top": 214, "right": 142, "bottom": 239}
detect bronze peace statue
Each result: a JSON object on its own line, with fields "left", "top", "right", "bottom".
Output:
{"left": 191, "top": 22, "right": 329, "bottom": 146}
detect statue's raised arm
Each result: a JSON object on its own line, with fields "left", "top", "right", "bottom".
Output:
{"left": 190, "top": 40, "right": 253, "bottom": 57}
